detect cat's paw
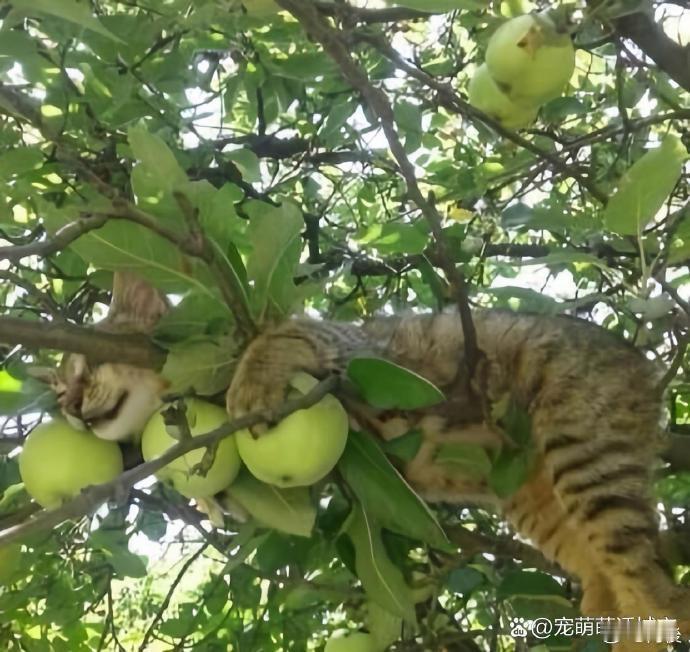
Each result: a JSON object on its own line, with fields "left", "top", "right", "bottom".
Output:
{"left": 226, "top": 372, "right": 288, "bottom": 433}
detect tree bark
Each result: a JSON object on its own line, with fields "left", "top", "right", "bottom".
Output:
{"left": 0, "top": 316, "right": 166, "bottom": 368}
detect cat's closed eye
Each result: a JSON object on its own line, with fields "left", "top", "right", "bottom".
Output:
{"left": 33, "top": 272, "right": 171, "bottom": 442}
{"left": 82, "top": 390, "right": 129, "bottom": 428}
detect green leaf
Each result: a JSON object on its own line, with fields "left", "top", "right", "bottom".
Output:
{"left": 483, "top": 287, "right": 560, "bottom": 314}
{"left": 488, "top": 445, "right": 535, "bottom": 499}
{"left": 246, "top": 200, "right": 303, "bottom": 321}
{"left": 109, "top": 550, "right": 148, "bottom": 578}
{"left": 10, "top": 0, "right": 124, "bottom": 42}
{"left": 42, "top": 200, "right": 220, "bottom": 299}
{"left": 497, "top": 570, "right": 570, "bottom": 604}
{"left": 225, "top": 149, "right": 261, "bottom": 183}
{"left": 224, "top": 469, "right": 316, "bottom": 538}
{"left": 136, "top": 509, "right": 167, "bottom": 541}
{"left": 128, "top": 124, "right": 188, "bottom": 195}
{"left": 162, "top": 337, "right": 237, "bottom": 395}
{"left": 604, "top": 135, "right": 688, "bottom": 235}
{"left": 499, "top": 570, "right": 574, "bottom": 621}
{"left": 381, "top": 429, "right": 422, "bottom": 462}
{"left": 0, "top": 147, "right": 43, "bottom": 179}
{"left": 347, "top": 357, "right": 445, "bottom": 410}
{"left": 447, "top": 566, "right": 486, "bottom": 595}
{"left": 434, "top": 442, "right": 492, "bottom": 480}
{"left": 495, "top": 398, "right": 533, "bottom": 447}
{"left": 154, "top": 291, "right": 233, "bottom": 344}
{"left": 367, "top": 601, "right": 402, "bottom": 650}
{"left": 358, "top": 223, "right": 429, "bottom": 255}
{"left": 516, "top": 251, "right": 609, "bottom": 270}
{"left": 89, "top": 528, "right": 148, "bottom": 578}
{"left": 345, "top": 504, "right": 416, "bottom": 622}
{"left": 338, "top": 430, "right": 449, "bottom": 550}
{"left": 394, "top": 101, "right": 422, "bottom": 134}
{"left": 0, "top": 373, "right": 54, "bottom": 417}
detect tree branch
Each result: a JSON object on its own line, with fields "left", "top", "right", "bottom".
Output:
{"left": 138, "top": 542, "right": 209, "bottom": 651}
{"left": 0, "top": 213, "right": 110, "bottom": 263}
{"left": 0, "top": 376, "right": 338, "bottom": 547}
{"left": 0, "top": 316, "right": 166, "bottom": 368}
{"left": 612, "top": 8, "right": 690, "bottom": 93}
{"left": 445, "top": 525, "right": 560, "bottom": 574}
{"left": 276, "top": 0, "right": 483, "bottom": 382}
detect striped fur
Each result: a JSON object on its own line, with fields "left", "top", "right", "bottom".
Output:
{"left": 44, "top": 270, "right": 689, "bottom": 645}
{"left": 227, "top": 310, "right": 690, "bottom": 645}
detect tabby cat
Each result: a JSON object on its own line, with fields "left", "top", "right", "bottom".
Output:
{"left": 46, "top": 272, "right": 690, "bottom": 648}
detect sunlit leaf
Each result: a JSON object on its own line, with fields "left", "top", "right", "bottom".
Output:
{"left": 347, "top": 358, "right": 444, "bottom": 410}
{"left": 345, "top": 504, "right": 416, "bottom": 622}
{"left": 10, "top": 0, "right": 124, "bottom": 42}
{"left": 338, "top": 430, "right": 449, "bottom": 550}
{"left": 128, "top": 124, "right": 188, "bottom": 195}
{"left": 162, "top": 337, "right": 237, "bottom": 395}
{"left": 604, "top": 135, "right": 688, "bottom": 235}
{"left": 246, "top": 200, "right": 303, "bottom": 321}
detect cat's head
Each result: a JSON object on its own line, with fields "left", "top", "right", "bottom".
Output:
{"left": 34, "top": 272, "right": 170, "bottom": 442}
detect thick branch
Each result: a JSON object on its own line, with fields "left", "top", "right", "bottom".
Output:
{"left": 0, "top": 316, "right": 166, "bottom": 368}
{"left": 613, "top": 9, "right": 690, "bottom": 93}
{"left": 0, "top": 377, "right": 338, "bottom": 547}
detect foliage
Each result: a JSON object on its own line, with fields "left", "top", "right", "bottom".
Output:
{"left": 0, "top": 0, "right": 689, "bottom": 651}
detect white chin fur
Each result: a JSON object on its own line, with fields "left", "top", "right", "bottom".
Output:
{"left": 92, "top": 387, "right": 162, "bottom": 442}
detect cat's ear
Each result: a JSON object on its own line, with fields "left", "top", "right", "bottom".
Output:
{"left": 102, "top": 271, "right": 169, "bottom": 334}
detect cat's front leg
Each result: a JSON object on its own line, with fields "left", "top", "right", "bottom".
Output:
{"left": 226, "top": 320, "right": 363, "bottom": 424}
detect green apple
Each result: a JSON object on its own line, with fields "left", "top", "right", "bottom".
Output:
{"left": 235, "top": 373, "right": 349, "bottom": 488}
{"left": 325, "top": 632, "right": 378, "bottom": 652}
{"left": 0, "top": 544, "right": 21, "bottom": 584}
{"left": 467, "top": 64, "right": 538, "bottom": 129}
{"left": 141, "top": 398, "right": 241, "bottom": 499}
{"left": 485, "top": 14, "right": 575, "bottom": 105}
{"left": 19, "top": 419, "right": 124, "bottom": 509}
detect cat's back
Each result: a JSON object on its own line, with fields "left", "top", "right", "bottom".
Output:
{"left": 359, "top": 309, "right": 662, "bottom": 409}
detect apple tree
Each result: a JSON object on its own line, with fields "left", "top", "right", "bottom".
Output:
{"left": 0, "top": 0, "right": 689, "bottom": 650}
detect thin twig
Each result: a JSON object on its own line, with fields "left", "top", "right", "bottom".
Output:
{"left": 658, "top": 331, "right": 690, "bottom": 391}
{"left": 0, "top": 270, "right": 64, "bottom": 319}
{"left": 138, "top": 543, "right": 209, "bottom": 651}
{"left": 0, "top": 213, "right": 110, "bottom": 263}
